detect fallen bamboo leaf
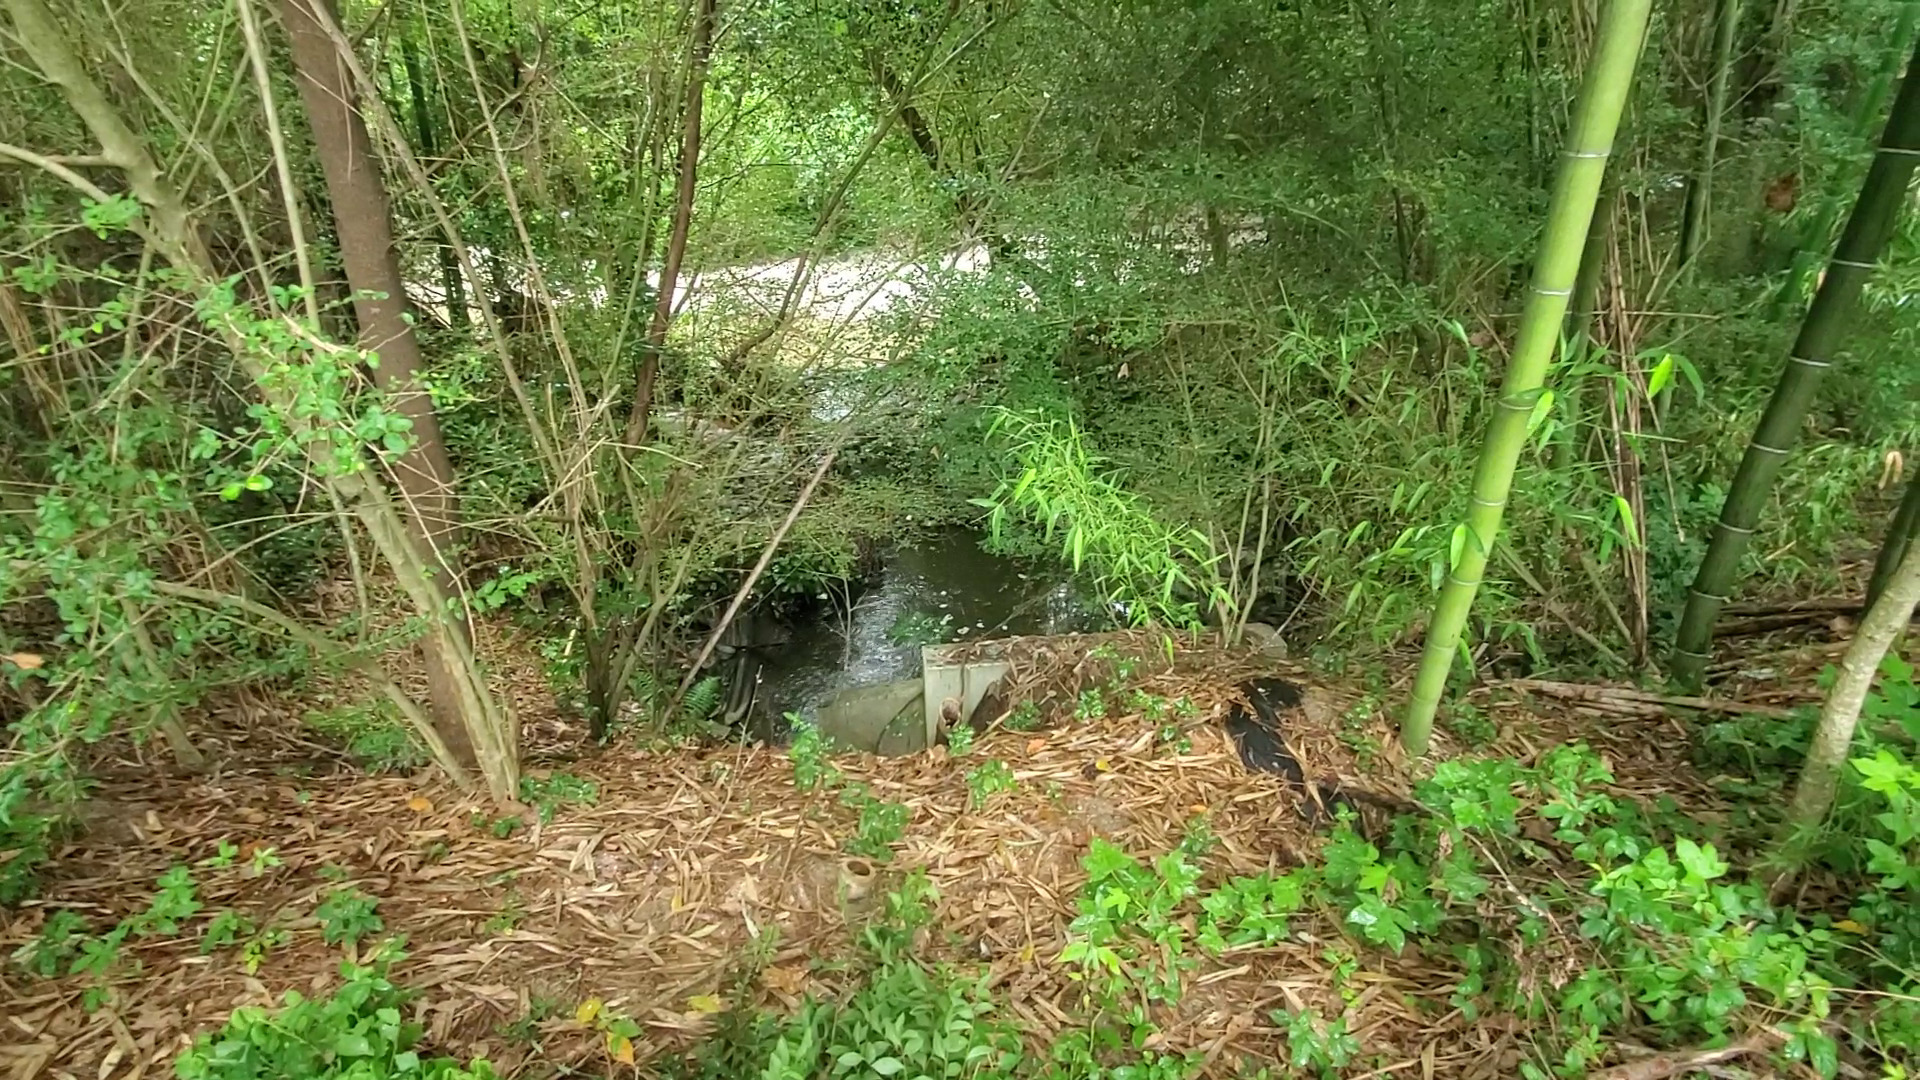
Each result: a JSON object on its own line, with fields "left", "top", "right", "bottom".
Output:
{"left": 6, "top": 652, "right": 43, "bottom": 669}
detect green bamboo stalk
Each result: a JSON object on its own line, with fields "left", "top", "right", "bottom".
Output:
{"left": 1401, "top": 0, "right": 1652, "bottom": 757}
{"left": 1671, "top": 38, "right": 1920, "bottom": 690}
{"left": 1678, "top": 0, "right": 1743, "bottom": 268}
{"left": 1771, "top": 4, "right": 1920, "bottom": 316}
{"left": 1866, "top": 473, "right": 1920, "bottom": 610}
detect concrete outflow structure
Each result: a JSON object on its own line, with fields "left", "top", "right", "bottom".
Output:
{"left": 810, "top": 641, "right": 1012, "bottom": 754}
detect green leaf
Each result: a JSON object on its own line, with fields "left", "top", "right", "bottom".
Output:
{"left": 1525, "top": 389, "right": 1555, "bottom": 437}
{"left": 1612, "top": 495, "right": 1638, "bottom": 546}
{"left": 1645, "top": 353, "right": 1674, "bottom": 400}
{"left": 869, "top": 1056, "right": 905, "bottom": 1076}
{"left": 1672, "top": 837, "right": 1726, "bottom": 881}
{"left": 333, "top": 1032, "right": 373, "bottom": 1057}
{"left": 1448, "top": 524, "right": 1468, "bottom": 571}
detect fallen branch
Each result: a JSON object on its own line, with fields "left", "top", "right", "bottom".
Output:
{"left": 1500, "top": 679, "right": 1795, "bottom": 719}
{"left": 671, "top": 448, "right": 839, "bottom": 711}
{"left": 1591, "top": 1033, "right": 1774, "bottom": 1080}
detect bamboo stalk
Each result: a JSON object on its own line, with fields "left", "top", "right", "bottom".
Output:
{"left": 1677, "top": 0, "right": 1742, "bottom": 268}
{"left": 1671, "top": 37, "right": 1920, "bottom": 690}
{"left": 1401, "top": 0, "right": 1651, "bottom": 756}
{"left": 1867, "top": 473, "right": 1920, "bottom": 609}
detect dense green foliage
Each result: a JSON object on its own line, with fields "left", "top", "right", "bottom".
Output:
{"left": 175, "top": 951, "right": 496, "bottom": 1080}
{"left": 3, "top": 0, "right": 1920, "bottom": 1072}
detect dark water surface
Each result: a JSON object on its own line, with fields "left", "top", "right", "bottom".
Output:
{"left": 744, "top": 528, "right": 1100, "bottom": 726}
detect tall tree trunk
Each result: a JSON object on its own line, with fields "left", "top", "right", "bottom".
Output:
{"left": 281, "top": 0, "right": 481, "bottom": 772}
{"left": 1401, "top": 0, "right": 1651, "bottom": 756}
{"left": 1774, "top": 534, "right": 1920, "bottom": 884}
{"left": 1677, "top": 0, "right": 1742, "bottom": 268}
{"left": 1867, "top": 473, "right": 1920, "bottom": 610}
{"left": 1670, "top": 39, "right": 1920, "bottom": 690}
{"left": 282, "top": 0, "right": 460, "bottom": 550}
{"left": 400, "top": 34, "right": 466, "bottom": 329}
{"left": 624, "top": 0, "right": 714, "bottom": 447}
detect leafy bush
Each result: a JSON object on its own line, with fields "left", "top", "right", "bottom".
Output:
{"left": 975, "top": 409, "right": 1228, "bottom": 628}
{"left": 666, "top": 874, "right": 1016, "bottom": 1080}
{"left": 842, "top": 787, "right": 909, "bottom": 861}
{"left": 517, "top": 772, "right": 599, "bottom": 823}
{"left": 174, "top": 953, "right": 495, "bottom": 1080}
{"left": 964, "top": 760, "right": 1015, "bottom": 808}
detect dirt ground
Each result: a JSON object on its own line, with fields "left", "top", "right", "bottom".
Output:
{"left": 0, "top": 624, "right": 1840, "bottom": 1080}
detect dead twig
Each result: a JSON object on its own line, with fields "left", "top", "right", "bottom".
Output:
{"left": 1501, "top": 678, "right": 1794, "bottom": 719}
{"left": 671, "top": 448, "right": 839, "bottom": 710}
{"left": 1590, "top": 1033, "right": 1775, "bottom": 1080}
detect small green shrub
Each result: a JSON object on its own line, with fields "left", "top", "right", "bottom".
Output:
{"left": 518, "top": 772, "right": 598, "bottom": 823}
{"left": 842, "top": 787, "right": 909, "bottom": 861}
{"left": 315, "top": 887, "right": 383, "bottom": 947}
{"left": 304, "top": 702, "right": 424, "bottom": 774}
{"left": 946, "top": 722, "right": 976, "bottom": 757}
{"left": 11, "top": 909, "right": 88, "bottom": 976}
{"left": 173, "top": 952, "right": 496, "bottom": 1080}
{"left": 964, "top": 760, "right": 1016, "bottom": 808}
{"left": 787, "top": 716, "right": 838, "bottom": 792}
{"left": 1276, "top": 1007, "right": 1360, "bottom": 1075}
{"left": 666, "top": 873, "right": 1016, "bottom": 1080}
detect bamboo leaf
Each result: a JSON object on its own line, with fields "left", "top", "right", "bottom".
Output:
{"left": 1448, "top": 524, "right": 1468, "bottom": 570}
{"left": 1676, "top": 353, "right": 1704, "bottom": 400}
{"left": 1613, "top": 495, "right": 1639, "bottom": 546}
{"left": 1646, "top": 353, "right": 1675, "bottom": 400}
{"left": 1526, "top": 389, "right": 1556, "bottom": 437}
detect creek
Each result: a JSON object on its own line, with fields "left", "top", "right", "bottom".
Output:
{"left": 721, "top": 527, "right": 1101, "bottom": 741}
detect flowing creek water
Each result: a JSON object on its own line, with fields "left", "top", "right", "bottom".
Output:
{"left": 723, "top": 527, "right": 1101, "bottom": 745}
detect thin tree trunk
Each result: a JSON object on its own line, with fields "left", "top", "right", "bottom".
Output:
{"left": 281, "top": 0, "right": 461, "bottom": 551}
{"left": 281, "top": 0, "right": 481, "bottom": 773}
{"left": 624, "top": 0, "right": 714, "bottom": 447}
{"left": 1678, "top": 0, "right": 1742, "bottom": 268}
{"left": 1775, "top": 535, "right": 1920, "bottom": 875}
{"left": 400, "top": 35, "right": 466, "bottom": 329}
{"left": 1867, "top": 473, "right": 1920, "bottom": 609}
{"left": 1671, "top": 38, "right": 1920, "bottom": 690}
{"left": 1401, "top": 0, "right": 1652, "bottom": 756}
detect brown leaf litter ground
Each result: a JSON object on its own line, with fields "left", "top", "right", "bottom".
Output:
{"left": 0, "top": 626, "right": 1821, "bottom": 1080}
